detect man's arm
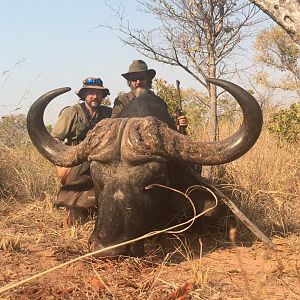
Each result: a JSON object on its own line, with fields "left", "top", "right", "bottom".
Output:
{"left": 51, "top": 106, "right": 77, "bottom": 142}
{"left": 51, "top": 106, "right": 78, "bottom": 184}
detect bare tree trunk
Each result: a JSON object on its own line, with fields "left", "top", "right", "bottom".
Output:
{"left": 206, "top": 48, "right": 218, "bottom": 176}
{"left": 208, "top": 48, "right": 218, "bottom": 142}
{"left": 250, "top": 0, "right": 300, "bottom": 45}
{"left": 209, "top": 82, "right": 218, "bottom": 142}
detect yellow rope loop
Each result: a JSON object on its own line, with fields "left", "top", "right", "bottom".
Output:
{"left": 145, "top": 183, "right": 218, "bottom": 234}
{"left": 145, "top": 183, "right": 196, "bottom": 233}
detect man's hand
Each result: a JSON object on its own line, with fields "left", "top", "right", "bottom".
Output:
{"left": 54, "top": 137, "right": 71, "bottom": 185}
{"left": 177, "top": 115, "right": 188, "bottom": 131}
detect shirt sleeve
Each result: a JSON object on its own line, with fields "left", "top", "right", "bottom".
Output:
{"left": 51, "top": 106, "right": 77, "bottom": 141}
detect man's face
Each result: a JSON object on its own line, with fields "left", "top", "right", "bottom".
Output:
{"left": 128, "top": 72, "right": 149, "bottom": 97}
{"left": 84, "top": 89, "right": 104, "bottom": 108}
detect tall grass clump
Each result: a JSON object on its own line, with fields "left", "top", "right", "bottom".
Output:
{"left": 189, "top": 112, "right": 300, "bottom": 237}
{"left": 221, "top": 127, "right": 300, "bottom": 236}
{"left": 0, "top": 114, "right": 57, "bottom": 201}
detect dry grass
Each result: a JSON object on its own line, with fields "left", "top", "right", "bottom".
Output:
{"left": 187, "top": 118, "right": 300, "bottom": 239}
{"left": 1, "top": 112, "right": 299, "bottom": 239}
{"left": 0, "top": 144, "right": 57, "bottom": 200}
{"left": 0, "top": 197, "right": 299, "bottom": 299}
{"left": 0, "top": 119, "right": 299, "bottom": 238}
{"left": 223, "top": 128, "right": 300, "bottom": 237}
{"left": 0, "top": 196, "right": 93, "bottom": 256}
{"left": 0, "top": 115, "right": 300, "bottom": 298}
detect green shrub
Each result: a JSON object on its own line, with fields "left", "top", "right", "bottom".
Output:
{"left": 268, "top": 103, "right": 300, "bottom": 143}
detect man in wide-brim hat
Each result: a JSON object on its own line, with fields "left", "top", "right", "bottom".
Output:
{"left": 53, "top": 77, "right": 111, "bottom": 145}
{"left": 51, "top": 76, "right": 112, "bottom": 226}
{"left": 76, "top": 77, "right": 110, "bottom": 99}
{"left": 121, "top": 59, "right": 156, "bottom": 81}
{"left": 112, "top": 59, "right": 188, "bottom": 132}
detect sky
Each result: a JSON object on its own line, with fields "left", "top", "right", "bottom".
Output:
{"left": 0, "top": 1, "right": 272, "bottom": 124}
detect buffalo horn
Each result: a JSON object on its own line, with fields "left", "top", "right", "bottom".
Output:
{"left": 27, "top": 87, "right": 89, "bottom": 167}
{"left": 165, "top": 78, "right": 263, "bottom": 165}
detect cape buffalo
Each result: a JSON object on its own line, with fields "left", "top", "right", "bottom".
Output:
{"left": 27, "top": 79, "right": 263, "bottom": 257}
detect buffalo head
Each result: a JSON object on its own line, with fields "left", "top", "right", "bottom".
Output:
{"left": 27, "top": 79, "right": 263, "bottom": 256}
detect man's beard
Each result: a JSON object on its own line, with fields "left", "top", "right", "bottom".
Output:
{"left": 132, "top": 87, "right": 149, "bottom": 97}
{"left": 86, "top": 100, "right": 100, "bottom": 109}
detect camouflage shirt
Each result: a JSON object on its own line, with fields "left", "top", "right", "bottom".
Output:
{"left": 51, "top": 102, "right": 112, "bottom": 145}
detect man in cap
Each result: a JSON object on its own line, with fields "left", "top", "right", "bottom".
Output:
{"left": 112, "top": 60, "right": 188, "bottom": 132}
{"left": 51, "top": 77, "right": 111, "bottom": 225}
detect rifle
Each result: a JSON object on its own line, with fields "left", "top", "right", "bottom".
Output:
{"left": 175, "top": 80, "right": 187, "bottom": 135}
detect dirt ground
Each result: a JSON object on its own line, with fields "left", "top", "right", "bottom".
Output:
{"left": 0, "top": 199, "right": 299, "bottom": 299}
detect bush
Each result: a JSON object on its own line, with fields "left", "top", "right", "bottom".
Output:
{"left": 268, "top": 103, "right": 300, "bottom": 143}
{"left": 0, "top": 114, "right": 29, "bottom": 147}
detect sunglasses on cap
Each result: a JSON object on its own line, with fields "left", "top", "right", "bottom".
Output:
{"left": 83, "top": 77, "right": 103, "bottom": 86}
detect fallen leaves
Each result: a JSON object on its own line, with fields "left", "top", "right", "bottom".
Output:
{"left": 86, "top": 275, "right": 106, "bottom": 290}
{"left": 167, "top": 282, "right": 193, "bottom": 300}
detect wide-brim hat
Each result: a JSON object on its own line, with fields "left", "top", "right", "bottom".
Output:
{"left": 122, "top": 60, "right": 156, "bottom": 80}
{"left": 76, "top": 77, "right": 110, "bottom": 99}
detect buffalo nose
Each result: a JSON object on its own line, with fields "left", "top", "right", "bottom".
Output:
{"left": 89, "top": 237, "right": 103, "bottom": 252}
{"left": 88, "top": 238, "right": 129, "bottom": 257}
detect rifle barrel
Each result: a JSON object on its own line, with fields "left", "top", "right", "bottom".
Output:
{"left": 176, "top": 80, "right": 182, "bottom": 111}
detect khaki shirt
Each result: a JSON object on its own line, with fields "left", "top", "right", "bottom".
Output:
{"left": 52, "top": 103, "right": 112, "bottom": 145}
